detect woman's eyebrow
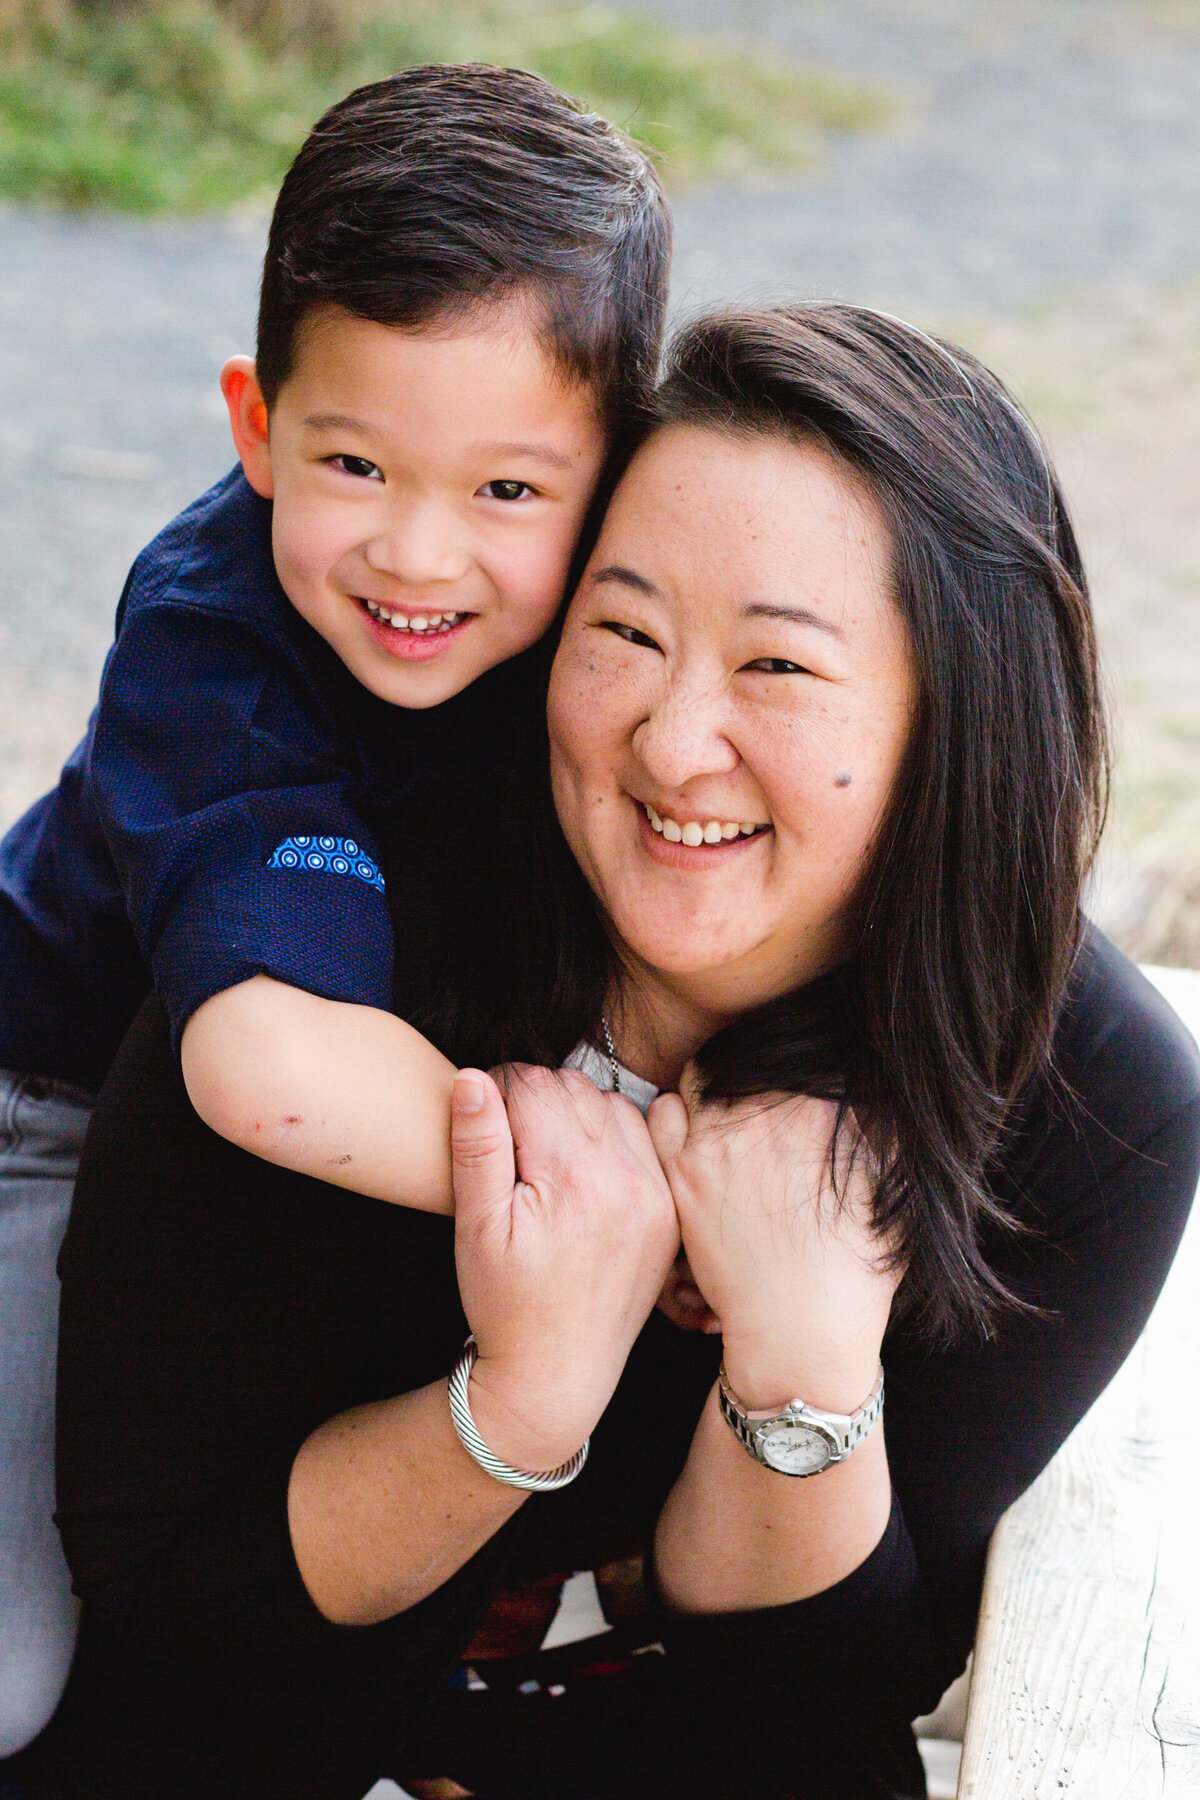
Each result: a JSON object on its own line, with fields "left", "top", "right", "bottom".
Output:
{"left": 590, "top": 563, "right": 662, "bottom": 597}
{"left": 743, "top": 601, "right": 843, "bottom": 638}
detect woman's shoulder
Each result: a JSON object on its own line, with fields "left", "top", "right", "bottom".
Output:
{"left": 994, "top": 926, "right": 1200, "bottom": 1216}
{"left": 1054, "top": 925, "right": 1200, "bottom": 1119}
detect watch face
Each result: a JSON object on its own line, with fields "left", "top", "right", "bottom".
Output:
{"left": 758, "top": 1421, "right": 836, "bottom": 1476}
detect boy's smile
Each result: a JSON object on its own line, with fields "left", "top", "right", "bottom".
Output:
{"left": 223, "top": 300, "right": 606, "bottom": 707}
{"left": 360, "top": 598, "right": 472, "bottom": 660}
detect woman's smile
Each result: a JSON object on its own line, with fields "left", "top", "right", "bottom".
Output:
{"left": 636, "top": 796, "right": 770, "bottom": 862}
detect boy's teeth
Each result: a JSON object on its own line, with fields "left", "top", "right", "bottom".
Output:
{"left": 644, "top": 804, "right": 761, "bottom": 844}
{"left": 366, "top": 601, "right": 462, "bottom": 633}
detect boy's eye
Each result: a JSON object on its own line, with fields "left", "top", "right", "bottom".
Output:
{"left": 600, "top": 621, "right": 660, "bottom": 651}
{"left": 329, "top": 454, "right": 383, "bottom": 481}
{"left": 480, "top": 479, "right": 535, "bottom": 501}
{"left": 744, "top": 657, "right": 807, "bottom": 675}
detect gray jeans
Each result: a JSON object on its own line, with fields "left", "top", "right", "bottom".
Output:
{"left": 0, "top": 1070, "right": 87, "bottom": 1757}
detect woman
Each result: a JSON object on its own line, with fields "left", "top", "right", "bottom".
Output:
{"left": 10, "top": 308, "right": 1200, "bottom": 1800}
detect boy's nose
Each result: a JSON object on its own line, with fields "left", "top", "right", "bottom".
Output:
{"left": 363, "top": 504, "right": 472, "bottom": 587}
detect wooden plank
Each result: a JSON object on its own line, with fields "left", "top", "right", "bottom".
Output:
{"left": 957, "top": 966, "right": 1200, "bottom": 1798}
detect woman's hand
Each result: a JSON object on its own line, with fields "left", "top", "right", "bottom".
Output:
{"left": 648, "top": 1075, "right": 902, "bottom": 1413}
{"left": 649, "top": 1080, "right": 902, "bottom": 1615}
{"left": 451, "top": 1065, "right": 681, "bottom": 1473}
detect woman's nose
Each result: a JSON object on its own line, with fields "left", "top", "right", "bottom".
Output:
{"left": 633, "top": 678, "right": 740, "bottom": 787}
{"left": 363, "top": 501, "right": 472, "bottom": 587}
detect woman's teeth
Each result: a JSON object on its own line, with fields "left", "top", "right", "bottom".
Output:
{"left": 644, "top": 804, "right": 762, "bottom": 846}
{"left": 364, "top": 600, "right": 464, "bottom": 634}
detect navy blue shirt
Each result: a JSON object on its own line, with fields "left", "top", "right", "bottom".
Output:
{"left": 0, "top": 468, "right": 522, "bottom": 1093}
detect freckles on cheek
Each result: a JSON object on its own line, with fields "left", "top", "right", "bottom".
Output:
{"left": 560, "top": 653, "right": 638, "bottom": 739}
{"left": 549, "top": 636, "right": 640, "bottom": 775}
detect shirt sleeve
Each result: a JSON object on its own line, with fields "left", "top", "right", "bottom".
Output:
{"left": 89, "top": 600, "right": 395, "bottom": 1046}
{"left": 657, "top": 1498, "right": 939, "bottom": 1800}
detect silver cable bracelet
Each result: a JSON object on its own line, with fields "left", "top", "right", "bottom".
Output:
{"left": 447, "top": 1335, "right": 590, "bottom": 1492}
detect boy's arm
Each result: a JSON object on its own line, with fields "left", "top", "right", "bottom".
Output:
{"left": 181, "top": 977, "right": 456, "bottom": 1214}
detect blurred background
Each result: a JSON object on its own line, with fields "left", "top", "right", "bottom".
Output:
{"left": 1, "top": 0, "right": 1198, "bottom": 964}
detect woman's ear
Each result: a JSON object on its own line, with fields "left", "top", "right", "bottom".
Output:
{"left": 220, "top": 356, "right": 274, "bottom": 498}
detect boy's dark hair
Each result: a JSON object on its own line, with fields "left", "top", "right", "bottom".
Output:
{"left": 256, "top": 63, "right": 671, "bottom": 428}
{"left": 407, "top": 305, "right": 1108, "bottom": 1348}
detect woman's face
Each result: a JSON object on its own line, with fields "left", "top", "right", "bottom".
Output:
{"left": 548, "top": 425, "right": 917, "bottom": 1016}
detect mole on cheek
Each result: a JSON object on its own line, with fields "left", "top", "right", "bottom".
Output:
{"left": 834, "top": 771, "right": 853, "bottom": 788}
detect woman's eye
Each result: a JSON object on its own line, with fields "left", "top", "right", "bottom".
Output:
{"left": 600, "top": 621, "right": 660, "bottom": 651}
{"left": 480, "top": 479, "right": 535, "bottom": 501}
{"left": 329, "top": 454, "right": 382, "bottom": 481}
{"left": 744, "top": 657, "right": 807, "bottom": 675}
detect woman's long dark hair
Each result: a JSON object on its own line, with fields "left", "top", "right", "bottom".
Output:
{"left": 406, "top": 305, "right": 1108, "bottom": 1344}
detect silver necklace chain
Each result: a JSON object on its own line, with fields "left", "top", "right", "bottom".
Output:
{"left": 600, "top": 1016, "right": 622, "bottom": 1096}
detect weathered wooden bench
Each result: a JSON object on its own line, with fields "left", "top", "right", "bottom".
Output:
{"left": 954, "top": 964, "right": 1200, "bottom": 1798}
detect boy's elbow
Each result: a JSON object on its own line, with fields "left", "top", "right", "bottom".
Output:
{"left": 180, "top": 978, "right": 297, "bottom": 1152}
{"left": 182, "top": 1057, "right": 268, "bottom": 1153}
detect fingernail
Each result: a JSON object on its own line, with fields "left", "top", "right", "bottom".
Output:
{"left": 454, "top": 1073, "right": 486, "bottom": 1115}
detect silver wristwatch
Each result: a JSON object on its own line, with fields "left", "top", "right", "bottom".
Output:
{"left": 717, "top": 1364, "right": 885, "bottom": 1476}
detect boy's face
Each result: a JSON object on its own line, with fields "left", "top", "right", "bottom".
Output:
{"left": 223, "top": 301, "right": 606, "bottom": 708}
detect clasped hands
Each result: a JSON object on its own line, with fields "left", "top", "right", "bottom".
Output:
{"left": 451, "top": 1064, "right": 902, "bottom": 1478}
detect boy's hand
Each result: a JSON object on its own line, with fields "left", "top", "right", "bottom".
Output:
{"left": 451, "top": 1065, "right": 680, "bottom": 1473}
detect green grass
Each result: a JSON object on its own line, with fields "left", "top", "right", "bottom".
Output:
{"left": 0, "top": 0, "right": 887, "bottom": 211}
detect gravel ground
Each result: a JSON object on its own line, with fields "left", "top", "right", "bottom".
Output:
{"left": 2, "top": 0, "right": 1198, "bottom": 957}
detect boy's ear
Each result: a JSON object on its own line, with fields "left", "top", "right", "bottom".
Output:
{"left": 220, "top": 357, "right": 274, "bottom": 498}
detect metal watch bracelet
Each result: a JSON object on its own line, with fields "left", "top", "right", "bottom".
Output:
{"left": 718, "top": 1363, "right": 885, "bottom": 1477}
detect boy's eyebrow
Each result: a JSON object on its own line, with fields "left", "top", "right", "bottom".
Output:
{"left": 300, "top": 420, "right": 576, "bottom": 472}
{"left": 302, "top": 412, "right": 373, "bottom": 434}
{"left": 473, "top": 439, "right": 577, "bottom": 471}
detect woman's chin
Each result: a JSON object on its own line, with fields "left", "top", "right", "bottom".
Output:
{"left": 617, "top": 929, "right": 750, "bottom": 984}
{"left": 609, "top": 899, "right": 764, "bottom": 982}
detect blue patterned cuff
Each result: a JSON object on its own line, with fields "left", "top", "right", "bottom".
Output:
{"left": 266, "top": 835, "right": 385, "bottom": 895}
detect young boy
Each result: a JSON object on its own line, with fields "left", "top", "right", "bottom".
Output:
{"left": 0, "top": 63, "right": 670, "bottom": 1755}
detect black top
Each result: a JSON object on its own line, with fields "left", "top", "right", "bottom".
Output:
{"left": 0, "top": 468, "right": 526, "bottom": 1091}
{"left": 18, "top": 931, "right": 1200, "bottom": 1800}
